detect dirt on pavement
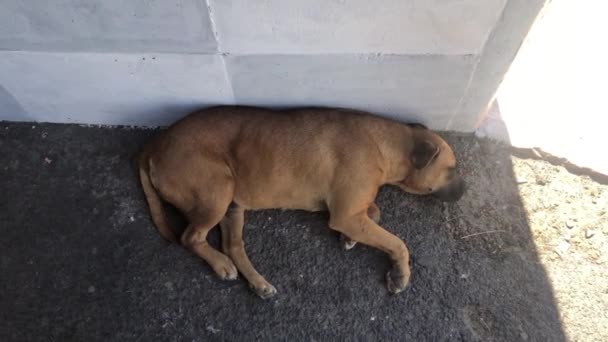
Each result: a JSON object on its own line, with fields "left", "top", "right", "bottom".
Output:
{"left": 509, "top": 151, "right": 608, "bottom": 341}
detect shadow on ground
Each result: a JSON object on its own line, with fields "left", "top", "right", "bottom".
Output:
{"left": 0, "top": 122, "right": 566, "bottom": 341}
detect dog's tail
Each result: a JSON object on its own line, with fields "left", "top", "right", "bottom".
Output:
{"left": 138, "top": 151, "right": 177, "bottom": 242}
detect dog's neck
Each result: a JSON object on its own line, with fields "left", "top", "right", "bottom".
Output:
{"left": 374, "top": 123, "right": 416, "bottom": 185}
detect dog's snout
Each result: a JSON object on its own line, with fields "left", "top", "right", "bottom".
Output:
{"left": 433, "top": 176, "right": 466, "bottom": 202}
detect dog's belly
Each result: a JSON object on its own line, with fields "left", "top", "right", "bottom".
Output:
{"left": 233, "top": 183, "right": 328, "bottom": 212}
{"left": 230, "top": 151, "right": 333, "bottom": 211}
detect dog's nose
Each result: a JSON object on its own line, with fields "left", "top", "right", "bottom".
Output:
{"left": 433, "top": 176, "right": 466, "bottom": 202}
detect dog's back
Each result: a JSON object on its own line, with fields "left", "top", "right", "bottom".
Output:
{"left": 141, "top": 106, "right": 399, "bottom": 213}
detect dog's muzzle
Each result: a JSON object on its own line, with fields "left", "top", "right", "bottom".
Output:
{"left": 433, "top": 176, "right": 466, "bottom": 202}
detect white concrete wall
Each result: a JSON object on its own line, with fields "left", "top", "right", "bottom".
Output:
{"left": 0, "top": 0, "right": 545, "bottom": 131}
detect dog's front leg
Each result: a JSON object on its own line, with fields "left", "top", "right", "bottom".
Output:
{"left": 330, "top": 212, "right": 410, "bottom": 294}
{"left": 340, "top": 202, "right": 381, "bottom": 250}
{"left": 220, "top": 204, "right": 277, "bottom": 299}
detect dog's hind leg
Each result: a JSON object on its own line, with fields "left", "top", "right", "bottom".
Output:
{"left": 220, "top": 203, "right": 277, "bottom": 299}
{"left": 181, "top": 183, "right": 237, "bottom": 280}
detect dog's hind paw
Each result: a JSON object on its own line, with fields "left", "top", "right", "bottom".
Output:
{"left": 211, "top": 256, "right": 238, "bottom": 281}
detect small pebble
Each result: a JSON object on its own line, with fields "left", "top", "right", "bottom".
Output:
{"left": 595, "top": 255, "right": 607, "bottom": 264}
{"left": 565, "top": 220, "right": 575, "bottom": 229}
{"left": 88, "top": 285, "right": 95, "bottom": 293}
{"left": 555, "top": 241, "right": 570, "bottom": 257}
{"left": 206, "top": 325, "right": 220, "bottom": 334}
{"left": 370, "top": 316, "right": 376, "bottom": 321}
{"left": 585, "top": 229, "right": 596, "bottom": 239}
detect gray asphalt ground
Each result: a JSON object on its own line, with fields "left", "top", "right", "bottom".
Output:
{"left": 0, "top": 122, "right": 565, "bottom": 341}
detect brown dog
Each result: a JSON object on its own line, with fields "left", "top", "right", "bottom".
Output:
{"left": 138, "top": 106, "right": 465, "bottom": 298}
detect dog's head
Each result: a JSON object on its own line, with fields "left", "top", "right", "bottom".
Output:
{"left": 395, "top": 125, "right": 465, "bottom": 202}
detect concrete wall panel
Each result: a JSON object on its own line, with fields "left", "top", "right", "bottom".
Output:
{"left": 0, "top": 1, "right": 546, "bottom": 132}
{"left": 226, "top": 54, "right": 477, "bottom": 129}
{"left": 0, "top": 0, "right": 218, "bottom": 53}
{"left": 211, "top": 0, "right": 507, "bottom": 54}
{"left": 0, "top": 52, "right": 233, "bottom": 125}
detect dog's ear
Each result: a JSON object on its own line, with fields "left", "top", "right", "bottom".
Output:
{"left": 406, "top": 123, "right": 428, "bottom": 130}
{"left": 411, "top": 140, "right": 439, "bottom": 169}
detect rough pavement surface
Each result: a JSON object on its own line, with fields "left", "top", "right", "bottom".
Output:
{"left": 0, "top": 123, "right": 566, "bottom": 341}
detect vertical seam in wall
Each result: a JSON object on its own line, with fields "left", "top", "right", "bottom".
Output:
{"left": 444, "top": 0, "right": 509, "bottom": 131}
{"left": 205, "top": 0, "right": 235, "bottom": 104}
{"left": 445, "top": 54, "right": 480, "bottom": 130}
{"left": 218, "top": 53, "right": 235, "bottom": 104}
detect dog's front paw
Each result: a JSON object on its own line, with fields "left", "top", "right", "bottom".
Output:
{"left": 251, "top": 282, "right": 277, "bottom": 299}
{"left": 386, "top": 267, "right": 410, "bottom": 294}
{"left": 340, "top": 234, "right": 357, "bottom": 250}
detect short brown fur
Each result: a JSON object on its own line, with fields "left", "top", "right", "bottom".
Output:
{"left": 138, "top": 106, "right": 464, "bottom": 298}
